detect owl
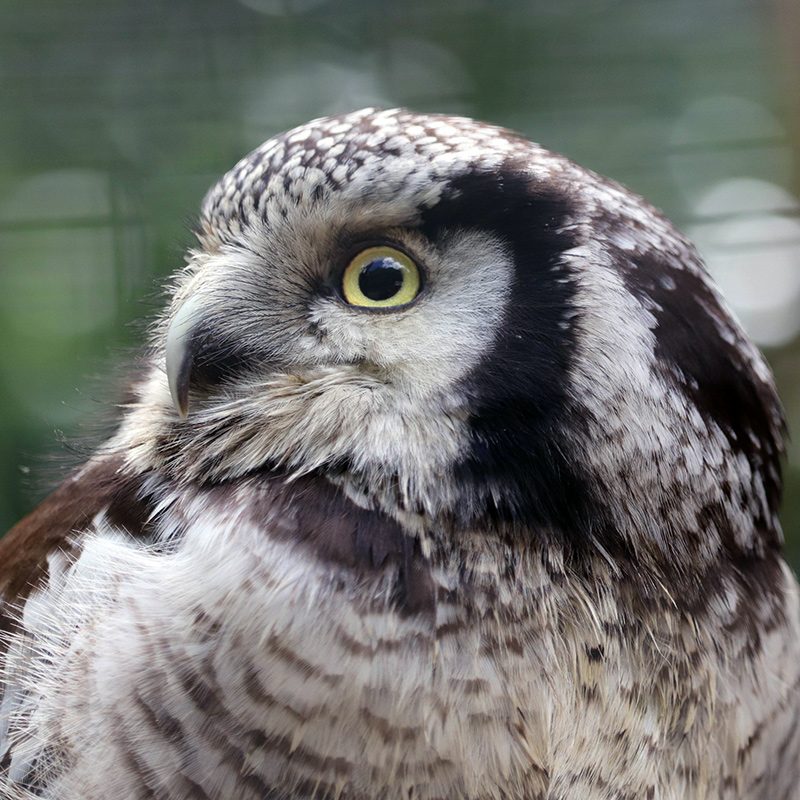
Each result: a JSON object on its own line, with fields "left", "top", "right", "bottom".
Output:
{"left": 0, "top": 108, "right": 798, "bottom": 800}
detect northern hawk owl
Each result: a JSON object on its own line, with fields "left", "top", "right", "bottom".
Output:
{"left": 0, "top": 108, "right": 798, "bottom": 799}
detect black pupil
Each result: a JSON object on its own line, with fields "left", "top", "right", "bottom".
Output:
{"left": 358, "top": 257, "right": 405, "bottom": 301}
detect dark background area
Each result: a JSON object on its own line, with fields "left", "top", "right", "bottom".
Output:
{"left": 1, "top": 0, "right": 799, "bottom": 566}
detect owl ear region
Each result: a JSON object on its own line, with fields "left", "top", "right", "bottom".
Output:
{"left": 165, "top": 295, "right": 202, "bottom": 419}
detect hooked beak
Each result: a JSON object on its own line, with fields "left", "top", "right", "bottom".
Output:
{"left": 165, "top": 294, "right": 203, "bottom": 418}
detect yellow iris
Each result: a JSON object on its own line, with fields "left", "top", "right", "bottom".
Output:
{"left": 341, "top": 246, "right": 421, "bottom": 308}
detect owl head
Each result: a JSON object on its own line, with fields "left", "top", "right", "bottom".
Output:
{"left": 119, "top": 108, "right": 784, "bottom": 570}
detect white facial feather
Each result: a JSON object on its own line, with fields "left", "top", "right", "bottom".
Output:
{"left": 126, "top": 214, "right": 514, "bottom": 520}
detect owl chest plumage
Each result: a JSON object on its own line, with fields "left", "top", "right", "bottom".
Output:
{"left": 4, "top": 473, "right": 798, "bottom": 800}
{"left": 1, "top": 486, "right": 541, "bottom": 799}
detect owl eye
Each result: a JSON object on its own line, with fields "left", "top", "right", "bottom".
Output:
{"left": 341, "top": 246, "right": 422, "bottom": 309}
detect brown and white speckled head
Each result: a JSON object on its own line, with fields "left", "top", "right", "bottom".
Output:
{"left": 115, "top": 107, "right": 784, "bottom": 576}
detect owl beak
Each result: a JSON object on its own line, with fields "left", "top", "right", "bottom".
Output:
{"left": 165, "top": 295, "right": 202, "bottom": 419}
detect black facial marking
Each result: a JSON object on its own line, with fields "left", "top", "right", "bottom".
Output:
{"left": 421, "top": 165, "right": 610, "bottom": 543}
{"left": 235, "top": 473, "right": 436, "bottom": 617}
{"left": 616, "top": 248, "right": 785, "bottom": 540}
{"left": 183, "top": 320, "right": 262, "bottom": 403}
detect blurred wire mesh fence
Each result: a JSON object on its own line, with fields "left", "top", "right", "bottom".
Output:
{"left": 1, "top": 0, "right": 799, "bottom": 565}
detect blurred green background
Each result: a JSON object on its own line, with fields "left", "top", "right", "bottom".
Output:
{"left": 1, "top": 0, "right": 799, "bottom": 567}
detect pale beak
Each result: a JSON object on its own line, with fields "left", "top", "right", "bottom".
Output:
{"left": 165, "top": 294, "right": 204, "bottom": 418}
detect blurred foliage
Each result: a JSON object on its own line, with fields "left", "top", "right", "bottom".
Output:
{"left": 0, "top": 0, "right": 798, "bottom": 567}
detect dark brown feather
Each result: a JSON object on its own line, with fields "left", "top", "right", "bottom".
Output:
{"left": 0, "top": 455, "right": 148, "bottom": 634}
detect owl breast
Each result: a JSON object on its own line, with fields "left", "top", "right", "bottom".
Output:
{"left": 6, "top": 472, "right": 800, "bottom": 800}
{"left": 2, "top": 479, "right": 554, "bottom": 800}
{"left": 4, "top": 474, "right": 798, "bottom": 800}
